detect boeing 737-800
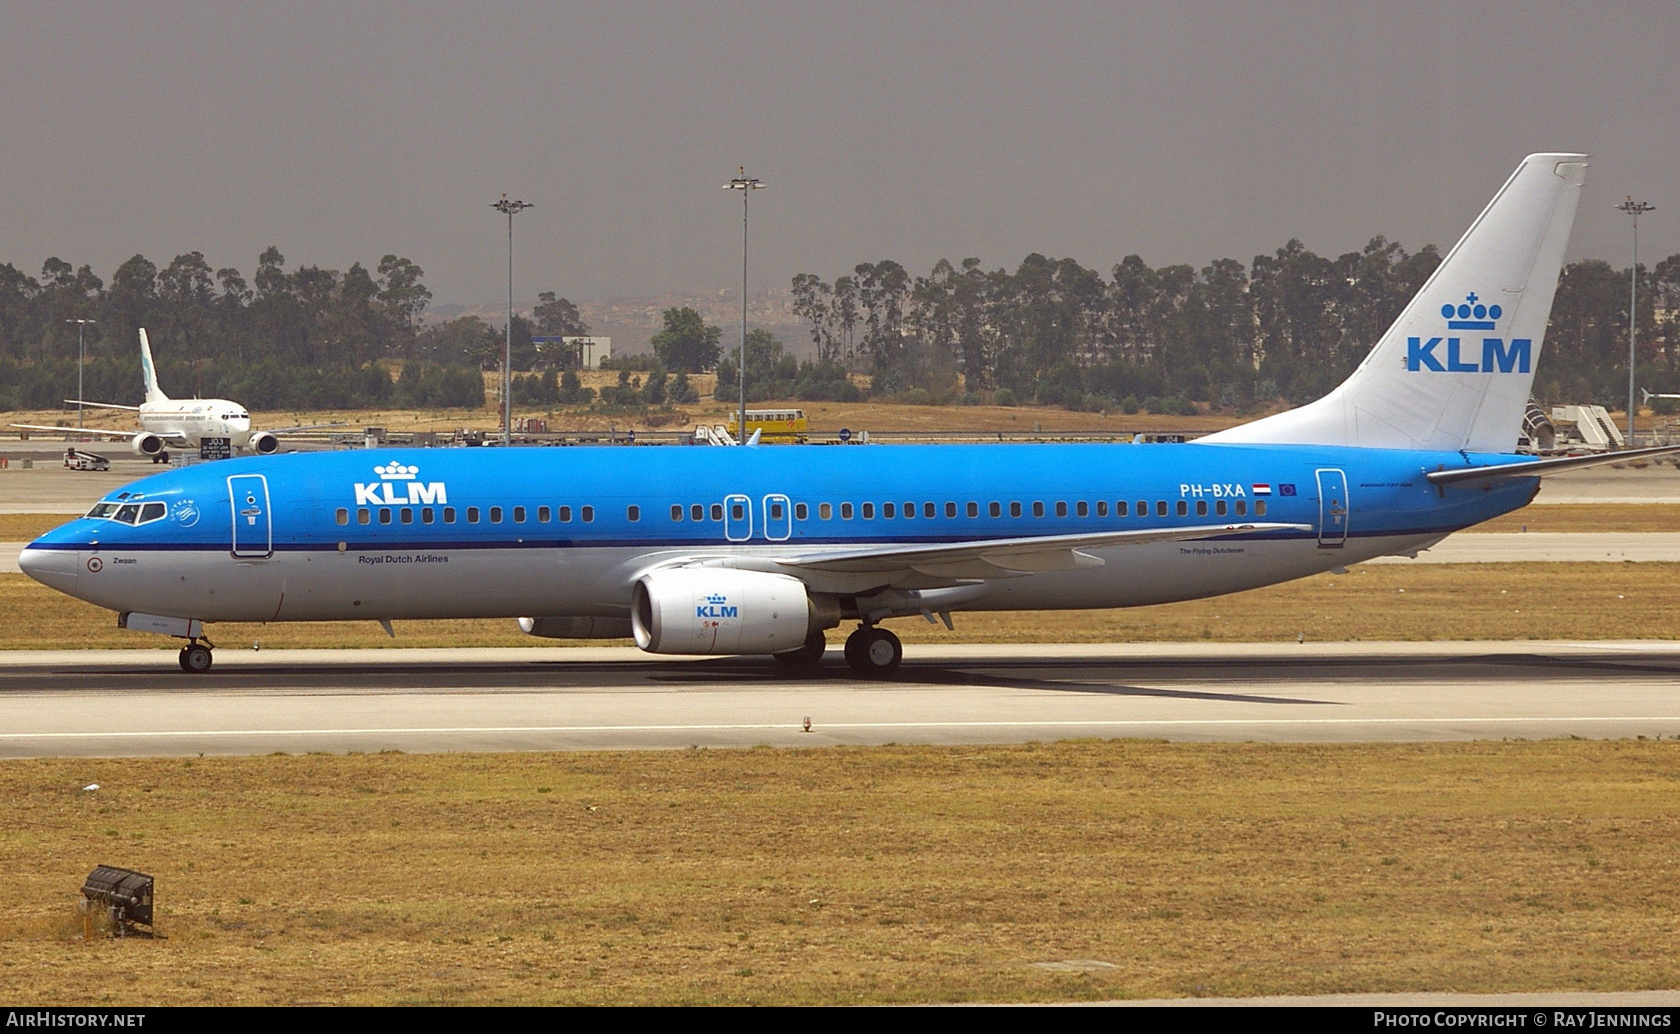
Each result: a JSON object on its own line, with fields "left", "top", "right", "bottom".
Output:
{"left": 12, "top": 329, "right": 333, "bottom": 460}
{"left": 21, "top": 153, "right": 1672, "bottom": 675}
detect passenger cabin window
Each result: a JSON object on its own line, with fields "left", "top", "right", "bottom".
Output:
{"left": 1076, "top": 501, "right": 1088, "bottom": 517}
{"left": 401, "top": 507, "right": 414, "bottom": 524}
{"left": 379, "top": 508, "right": 393, "bottom": 525}
{"left": 769, "top": 501, "right": 783, "bottom": 520}
{"left": 538, "top": 506, "right": 551, "bottom": 523}
{"left": 1056, "top": 502, "right": 1068, "bottom": 517}
{"left": 710, "top": 503, "right": 723, "bottom": 521}
{"left": 1156, "top": 501, "right": 1168, "bottom": 517}
{"left": 840, "top": 502, "right": 853, "bottom": 520}
{"left": 467, "top": 507, "right": 480, "bottom": 523}
{"left": 581, "top": 506, "right": 595, "bottom": 522}
{"left": 967, "top": 502, "right": 978, "bottom": 518}
{"left": 358, "top": 508, "right": 371, "bottom": 525}
{"left": 559, "top": 506, "right": 572, "bottom": 522}
{"left": 513, "top": 506, "right": 526, "bottom": 523}
{"left": 795, "top": 503, "right": 808, "bottom": 520}
{"left": 1255, "top": 500, "right": 1266, "bottom": 516}
{"left": 422, "top": 507, "right": 435, "bottom": 524}
{"left": 1009, "top": 502, "right": 1021, "bottom": 518}
{"left": 1216, "top": 500, "right": 1227, "bottom": 516}
{"left": 1235, "top": 500, "right": 1247, "bottom": 516}
{"left": 819, "top": 503, "right": 833, "bottom": 520}
{"left": 1177, "top": 501, "right": 1189, "bottom": 516}
{"left": 671, "top": 504, "right": 683, "bottom": 521}
{"left": 1196, "top": 500, "right": 1208, "bottom": 516}
{"left": 1096, "top": 501, "right": 1108, "bottom": 517}
{"left": 691, "top": 504, "right": 704, "bottom": 521}
{"left": 862, "top": 503, "right": 875, "bottom": 519}
{"left": 336, "top": 508, "right": 349, "bottom": 525}
{"left": 884, "top": 503, "right": 896, "bottom": 519}
{"left": 990, "top": 502, "right": 1002, "bottom": 518}
{"left": 627, "top": 505, "right": 640, "bottom": 522}
{"left": 444, "top": 507, "right": 456, "bottom": 523}
{"left": 1032, "top": 502, "right": 1045, "bottom": 518}
{"left": 731, "top": 502, "right": 745, "bottom": 521}
{"left": 489, "top": 507, "right": 503, "bottom": 523}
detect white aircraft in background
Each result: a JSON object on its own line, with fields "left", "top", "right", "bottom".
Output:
{"left": 12, "top": 329, "right": 336, "bottom": 462}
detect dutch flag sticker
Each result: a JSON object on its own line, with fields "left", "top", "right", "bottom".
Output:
{"left": 1252, "top": 483, "right": 1272, "bottom": 496}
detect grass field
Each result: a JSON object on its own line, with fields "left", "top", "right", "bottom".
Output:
{"left": 2, "top": 559, "right": 1677, "bottom": 651}
{"left": 1, "top": 740, "right": 1675, "bottom": 1005}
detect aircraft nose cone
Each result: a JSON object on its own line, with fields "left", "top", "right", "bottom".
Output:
{"left": 17, "top": 545, "right": 79, "bottom": 589}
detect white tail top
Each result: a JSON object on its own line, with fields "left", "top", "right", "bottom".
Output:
{"left": 1205, "top": 153, "right": 1588, "bottom": 453}
{"left": 138, "top": 328, "right": 169, "bottom": 405}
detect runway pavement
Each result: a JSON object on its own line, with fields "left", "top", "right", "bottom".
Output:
{"left": 5, "top": 641, "right": 1680, "bottom": 757}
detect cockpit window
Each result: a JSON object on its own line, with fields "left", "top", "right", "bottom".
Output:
{"left": 114, "top": 504, "right": 140, "bottom": 524}
{"left": 139, "top": 502, "right": 167, "bottom": 523}
{"left": 86, "top": 502, "right": 119, "bottom": 519}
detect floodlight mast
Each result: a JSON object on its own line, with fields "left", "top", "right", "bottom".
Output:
{"left": 725, "top": 168, "right": 765, "bottom": 444}
{"left": 492, "top": 195, "right": 535, "bottom": 446}
{"left": 1617, "top": 196, "right": 1655, "bottom": 448}
{"left": 65, "top": 318, "right": 96, "bottom": 430}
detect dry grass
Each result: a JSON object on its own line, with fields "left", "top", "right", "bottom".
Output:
{"left": 0, "top": 740, "right": 1675, "bottom": 1005}
{"left": 2, "top": 561, "right": 1678, "bottom": 651}
{"left": 1472, "top": 504, "right": 1680, "bottom": 533}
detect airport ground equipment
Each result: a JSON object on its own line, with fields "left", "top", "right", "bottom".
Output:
{"left": 80, "top": 865, "right": 154, "bottom": 937}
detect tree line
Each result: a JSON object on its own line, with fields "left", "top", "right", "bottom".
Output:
{"left": 787, "top": 243, "right": 1680, "bottom": 413}
{"left": 0, "top": 248, "right": 590, "bottom": 411}
{"left": 3, "top": 239, "right": 1678, "bottom": 416}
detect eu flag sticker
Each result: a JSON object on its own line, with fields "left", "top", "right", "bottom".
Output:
{"left": 1278, "top": 484, "right": 1297, "bottom": 496}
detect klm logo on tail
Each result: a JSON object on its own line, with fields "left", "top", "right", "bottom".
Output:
{"left": 353, "top": 463, "right": 449, "bottom": 506}
{"left": 1406, "top": 292, "right": 1530, "bottom": 374}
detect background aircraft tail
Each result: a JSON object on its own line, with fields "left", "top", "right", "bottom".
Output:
{"left": 139, "top": 329, "right": 169, "bottom": 404}
{"left": 1204, "top": 153, "right": 1588, "bottom": 453}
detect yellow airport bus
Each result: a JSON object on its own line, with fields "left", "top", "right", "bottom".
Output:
{"left": 727, "top": 408, "right": 809, "bottom": 443}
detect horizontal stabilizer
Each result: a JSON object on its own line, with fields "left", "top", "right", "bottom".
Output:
{"left": 63, "top": 399, "right": 141, "bottom": 411}
{"left": 1425, "top": 445, "right": 1680, "bottom": 485}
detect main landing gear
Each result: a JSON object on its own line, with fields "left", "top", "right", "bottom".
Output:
{"left": 843, "top": 625, "right": 902, "bottom": 678}
{"left": 178, "top": 640, "right": 214, "bottom": 673}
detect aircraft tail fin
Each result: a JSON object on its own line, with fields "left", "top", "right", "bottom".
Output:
{"left": 138, "top": 328, "right": 168, "bottom": 404}
{"left": 1203, "top": 153, "right": 1588, "bottom": 453}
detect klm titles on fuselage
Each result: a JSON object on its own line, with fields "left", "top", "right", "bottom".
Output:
{"left": 352, "top": 463, "right": 449, "bottom": 507}
{"left": 1406, "top": 292, "right": 1530, "bottom": 374}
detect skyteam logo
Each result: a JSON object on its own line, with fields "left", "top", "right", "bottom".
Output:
{"left": 353, "top": 463, "right": 448, "bottom": 506}
{"left": 1407, "top": 292, "right": 1530, "bottom": 374}
{"left": 697, "top": 592, "right": 738, "bottom": 619}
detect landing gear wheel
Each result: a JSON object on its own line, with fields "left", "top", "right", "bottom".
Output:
{"left": 179, "top": 643, "right": 213, "bottom": 673}
{"left": 845, "top": 627, "right": 902, "bottom": 678}
{"left": 773, "top": 629, "right": 827, "bottom": 667}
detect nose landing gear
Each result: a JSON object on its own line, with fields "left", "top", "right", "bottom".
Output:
{"left": 178, "top": 640, "right": 214, "bottom": 673}
{"left": 843, "top": 625, "right": 902, "bottom": 678}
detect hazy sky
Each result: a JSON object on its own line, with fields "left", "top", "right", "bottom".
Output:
{"left": 4, "top": 1, "right": 1676, "bottom": 308}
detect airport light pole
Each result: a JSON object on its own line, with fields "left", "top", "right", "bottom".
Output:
{"left": 1617, "top": 196, "right": 1655, "bottom": 448}
{"left": 65, "top": 318, "right": 95, "bottom": 430}
{"left": 725, "top": 168, "right": 765, "bottom": 443}
{"left": 492, "top": 194, "right": 535, "bottom": 446}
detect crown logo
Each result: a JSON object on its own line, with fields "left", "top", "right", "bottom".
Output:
{"left": 1442, "top": 292, "right": 1501, "bottom": 330}
{"left": 704, "top": 593, "right": 728, "bottom": 604}
{"left": 374, "top": 463, "right": 419, "bottom": 480}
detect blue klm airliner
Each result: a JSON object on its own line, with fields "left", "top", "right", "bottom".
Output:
{"left": 20, "top": 153, "right": 1674, "bottom": 675}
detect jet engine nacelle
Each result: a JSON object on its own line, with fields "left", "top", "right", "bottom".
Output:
{"left": 632, "top": 568, "right": 825, "bottom": 655}
{"left": 248, "top": 431, "right": 280, "bottom": 455}
{"left": 130, "top": 432, "right": 165, "bottom": 457}
{"left": 518, "top": 616, "right": 633, "bottom": 639}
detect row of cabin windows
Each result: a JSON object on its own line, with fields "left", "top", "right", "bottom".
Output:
{"left": 336, "top": 497, "right": 1266, "bottom": 528}
{"left": 336, "top": 504, "right": 598, "bottom": 526}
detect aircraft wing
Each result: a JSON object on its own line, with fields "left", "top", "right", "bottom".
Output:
{"left": 769, "top": 522, "right": 1310, "bottom": 581}
{"left": 62, "top": 399, "right": 141, "bottom": 411}
{"left": 259, "top": 421, "right": 347, "bottom": 435}
{"left": 11, "top": 423, "right": 157, "bottom": 442}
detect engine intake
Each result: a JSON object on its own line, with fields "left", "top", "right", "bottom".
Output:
{"left": 130, "top": 432, "right": 165, "bottom": 457}
{"left": 632, "top": 568, "right": 831, "bottom": 655}
{"left": 248, "top": 431, "right": 280, "bottom": 455}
